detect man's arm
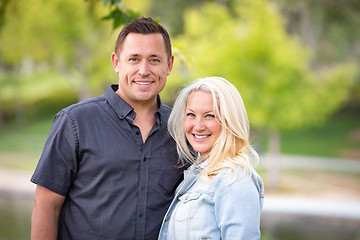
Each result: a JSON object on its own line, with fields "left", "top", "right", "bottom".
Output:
{"left": 31, "top": 185, "right": 66, "bottom": 240}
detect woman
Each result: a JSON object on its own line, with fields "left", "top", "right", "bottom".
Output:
{"left": 158, "top": 77, "right": 264, "bottom": 240}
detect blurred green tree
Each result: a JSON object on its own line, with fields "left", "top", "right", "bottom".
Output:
{"left": 0, "top": 0, "right": 117, "bottom": 123}
{"left": 276, "top": 0, "right": 360, "bottom": 115}
{"left": 169, "top": 0, "right": 357, "bottom": 188}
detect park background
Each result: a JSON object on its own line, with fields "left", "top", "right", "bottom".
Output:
{"left": 0, "top": 0, "right": 359, "bottom": 239}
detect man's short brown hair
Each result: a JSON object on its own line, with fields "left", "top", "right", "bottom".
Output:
{"left": 114, "top": 17, "right": 172, "bottom": 61}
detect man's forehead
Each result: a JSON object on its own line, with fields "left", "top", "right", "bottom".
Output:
{"left": 122, "top": 33, "right": 165, "bottom": 46}
{"left": 119, "top": 33, "right": 167, "bottom": 56}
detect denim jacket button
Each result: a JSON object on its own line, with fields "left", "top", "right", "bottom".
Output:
{"left": 165, "top": 215, "right": 170, "bottom": 221}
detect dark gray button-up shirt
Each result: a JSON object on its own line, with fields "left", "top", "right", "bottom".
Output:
{"left": 31, "top": 85, "right": 184, "bottom": 240}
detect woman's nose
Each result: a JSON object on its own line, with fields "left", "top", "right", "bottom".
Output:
{"left": 194, "top": 118, "right": 205, "bottom": 131}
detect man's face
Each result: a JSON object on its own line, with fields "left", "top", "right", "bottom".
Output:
{"left": 111, "top": 33, "right": 174, "bottom": 107}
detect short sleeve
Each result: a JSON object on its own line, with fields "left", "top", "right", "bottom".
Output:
{"left": 31, "top": 111, "right": 79, "bottom": 196}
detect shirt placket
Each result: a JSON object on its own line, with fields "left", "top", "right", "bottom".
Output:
{"left": 127, "top": 110, "right": 162, "bottom": 240}
{"left": 136, "top": 144, "right": 151, "bottom": 240}
{"left": 128, "top": 123, "right": 146, "bottom": 240}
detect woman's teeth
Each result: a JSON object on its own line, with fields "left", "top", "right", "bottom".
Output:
{"left": 194, "top": 135, "right": 208, "bottom": 139}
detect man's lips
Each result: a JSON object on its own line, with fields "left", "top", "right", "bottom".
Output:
{"left": 134, "top": 81, "right": 152, "bottom": 86}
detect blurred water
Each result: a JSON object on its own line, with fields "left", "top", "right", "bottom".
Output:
{"left": 0, "top": 198, "right": 32, "bottom": 240}
{"left": 261, "top": 196, "right": 360, "bottom": 240}
{"left": 261, "top": 212, "right": 360, "bottom": 240}
{"left": 1, "top": 196, "right": 360, "bottom": 240}
{"left": 1, "top": 156, "right": 360, "bottom": 240}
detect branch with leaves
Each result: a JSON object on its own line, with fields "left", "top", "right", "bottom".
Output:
{"left": 100, "top": 0, "right": 141, "bottom": 29}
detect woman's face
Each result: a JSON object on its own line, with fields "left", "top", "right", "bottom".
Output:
{"left": 184, "top": 91, "right": 221, "bottom": 158}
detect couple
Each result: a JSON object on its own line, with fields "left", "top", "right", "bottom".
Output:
{"left": 31, "top": 17, "right": 264, "bottom": 240}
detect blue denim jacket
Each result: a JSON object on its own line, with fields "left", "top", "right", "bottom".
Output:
{"left": 158, "top": 161, "right": 264, "bottom": 240}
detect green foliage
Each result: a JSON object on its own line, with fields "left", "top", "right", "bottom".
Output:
{"left": 0, "top": 0, "right": 89, "bottom": 65}
{"left": 172, "top": 0, "right": 356, "bottom": 131}
{"left": 101, "top": 0, "right": 141, "bottom": 29}
{"left": 102, "top": 8, "right": 140, "bottom": 29}
{"left": 161, "top": 44, "right": 193, "bottom": 106}
{"left": 0, "top": 0, "right": 119, "bottom": 122}
{"left": 276, "top": 0, "right": 360, "bottom": 113}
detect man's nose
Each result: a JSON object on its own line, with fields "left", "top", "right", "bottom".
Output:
{"left": 138, "top": 60, "right": 150, "bottom": 76}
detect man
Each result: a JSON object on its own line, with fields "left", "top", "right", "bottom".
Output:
{"left": 31, "top": 17, "right": 184, "bottom": 240}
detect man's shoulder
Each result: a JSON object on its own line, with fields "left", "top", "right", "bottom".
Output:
{"left": 52, "top": 95, "right": 108, "bottom": 123}
{"left": 61, "top": 95, "right": 107, "bottom": 115}
{"left": 159, "top": 103, "right": 172, "bottom": 118}
{"left": 160, "top": 103, "right": 172, "bottom": 111}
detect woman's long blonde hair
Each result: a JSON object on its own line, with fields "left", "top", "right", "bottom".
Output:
{"left": 168, "top": 77, "right": 259, "bottom": 178}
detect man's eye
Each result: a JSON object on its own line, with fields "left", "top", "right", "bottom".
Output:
{"left": 150, "top": 58, "right": 160, "bottom": 63}
{"left": 129, "top": 58, "right": 138, "bottom": 62}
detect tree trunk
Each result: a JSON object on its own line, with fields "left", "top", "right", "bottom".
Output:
{"left": 0, "top": 107, "right": 4, "bottom": 127}
{"left": 267, "top": 128, "right": 281, "bottom": 190}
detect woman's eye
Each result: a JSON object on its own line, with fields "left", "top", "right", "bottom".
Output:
{"left": 205, "top": 114, "right": 215, "bottom": 119}
{"left": 186, "top": 113, "right": 195, "bottom": 117}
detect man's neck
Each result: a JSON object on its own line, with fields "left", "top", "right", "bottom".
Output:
{"left": 132, "top": 99, "right": 159, "bottom": 143}
{"left": 133, "top": 104, "right": 158, "bottom": 143}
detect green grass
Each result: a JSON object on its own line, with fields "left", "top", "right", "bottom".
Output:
{"left": 0, "top": 117, "right": 53, "bottom": 171}
{"left": 280, "top": 116, "right": 360, "bottom": 159}
{"left": 0, "top": 115, "right": 359, "bottom": 171}
{"left": 0, "top": 118, "right": 52, "bottom": 152}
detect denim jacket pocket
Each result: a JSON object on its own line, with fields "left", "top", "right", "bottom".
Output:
{"left": 173, "top": 192, "right": 202, "bottom": 222}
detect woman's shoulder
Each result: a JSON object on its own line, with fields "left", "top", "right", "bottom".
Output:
{"left": 201, "top": 164, "right": 264, "bottom": 211}
{"left": 217, "top": 164, "right": 263, "bottom": 191}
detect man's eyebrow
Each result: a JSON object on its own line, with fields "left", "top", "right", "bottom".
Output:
{"left": 125, "top": 53, "right": 164, "bottom": 59}
{"left": 150, "top": 54, "right": 161, "bottom": 57}
{"left": 126, "top": 53, "right": 140, "bottom": 57}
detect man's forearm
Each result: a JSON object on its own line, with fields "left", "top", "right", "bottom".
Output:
{"left": 31, "top": 185, "right": 65, "bottom": 240}
{"left": 31, "top": 206, "right": 60, "bottom": 240}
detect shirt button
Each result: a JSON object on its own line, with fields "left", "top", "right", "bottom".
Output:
{"left": 141, "top": 186, "right": 146, "bottom": 190}
{"left": 136, "top": 131, "right": 140, "bottom": 135}
{"left": 139, "top": 213, "right": 143, "bottom": 218}
{"left": 143, "top": 157, "right": 147, "bottom": 162}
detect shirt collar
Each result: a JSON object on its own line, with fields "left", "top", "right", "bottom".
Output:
{"left": 104, "top": 84, "right": 133, "bottom": 120}
{"left": 105, "top": 84, "right": 165, "bottom": 125}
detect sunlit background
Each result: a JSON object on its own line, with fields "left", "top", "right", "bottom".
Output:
{"left": 0, "top": 0, "right": 359, "bottom": 239}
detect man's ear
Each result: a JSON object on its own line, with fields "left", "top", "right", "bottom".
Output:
{"left": 111, "top": 52, "right": 120, "bottom": 73}
{"left": 167, "top": 55, "right": 174, "bottom": 76}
